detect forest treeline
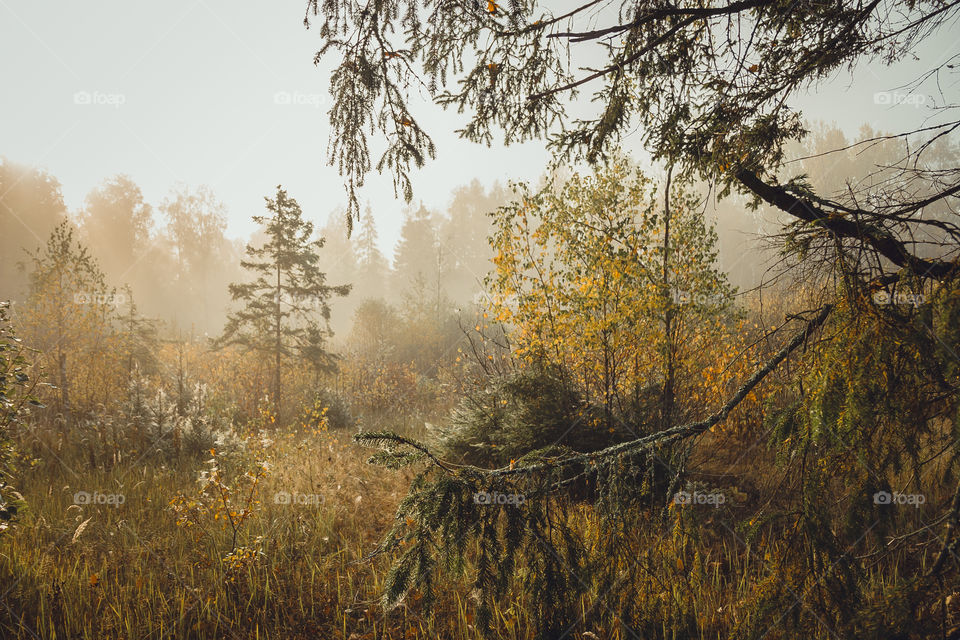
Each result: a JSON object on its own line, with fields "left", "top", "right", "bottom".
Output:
{"left": 0, "top": 170, "right": 516, "bottom": 436}
{"left": 5, "top": 120, "right": 944, "bottom": 338}
{"left": 0, "top": 160, "right": 510, "bottom": 337}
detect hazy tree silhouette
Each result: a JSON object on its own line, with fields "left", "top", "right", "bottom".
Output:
{"left": 0, "top": 160, "right": 66, "bottom": 301}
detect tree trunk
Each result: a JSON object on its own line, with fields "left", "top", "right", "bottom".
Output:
{"left": 661, "top": 165, "right": 675, "bottom": 430}
{"left": 274, "top": 263, "right": 282, "bottom": 419}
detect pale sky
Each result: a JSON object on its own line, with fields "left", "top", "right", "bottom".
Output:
{"left": 2, "top": 1, "right": 957, "bottom": 258}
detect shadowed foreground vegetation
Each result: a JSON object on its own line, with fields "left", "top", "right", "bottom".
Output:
{"left": 3, "top": 419, "right": 957, "bottom": 639}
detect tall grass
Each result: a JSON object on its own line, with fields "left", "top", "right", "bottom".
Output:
{"left": 0, "top": 422, "right": 952, "bottom": 639}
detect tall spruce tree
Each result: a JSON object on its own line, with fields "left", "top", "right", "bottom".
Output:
{"left": 393, "top": 204, "right": 440, "bottom": 304}
{"left": 355, "top": 204, "right": 390, "bottom": 300}
{"left": 214, "top": 186, "right": 349, "bottom": 416}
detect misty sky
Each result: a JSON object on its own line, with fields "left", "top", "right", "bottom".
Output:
{"left": 2, "top": 1, "right": 957, "bottom": 258}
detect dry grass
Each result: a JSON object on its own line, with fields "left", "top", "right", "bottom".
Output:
{"left": 1, "top": 427, "right": 420, "bottom": 639}
{"left": 0, "top": 420, "right": 952, "bottom": 639}
{"left": 2, "top": 422, "right": 603, "bottom": 639}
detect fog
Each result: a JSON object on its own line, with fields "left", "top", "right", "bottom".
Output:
{"left": 2, "top": 3, "right": 959, "bottom": 639}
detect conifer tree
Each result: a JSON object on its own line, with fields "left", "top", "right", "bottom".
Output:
{"left": 214, "top": 186, "right": 349, "bottom": 416}
{"left": 117, "top": 285, "right": 159, "bottom": 377}
{"left": 393, "top": 204, "right": 440, "bottom": 305}
{"left": 305, "top": 3, "right": 960, "bottom": 635}
{"left": 355, "top": 204, "right": 390, "bottom": 300}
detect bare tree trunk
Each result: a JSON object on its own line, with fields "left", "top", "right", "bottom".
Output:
{"left": 274, "top": 262, "right": 282, "bottom": 419}
{"left": 661, "top": 165, "right": 675, "bottom": 430}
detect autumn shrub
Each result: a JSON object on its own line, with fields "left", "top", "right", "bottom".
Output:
{"left": 169, "top": 435, "right": 271, "bottom": 579}
{"left": 303, "top": 387, "right": 355, "bottom": 431}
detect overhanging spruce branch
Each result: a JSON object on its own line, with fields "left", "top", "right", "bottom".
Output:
{"left": 527, "top": 18, "right": 697, "bottom": 102}
{"left": 494, "top": 0, "right": 605, "bottom": 38}
{"left": 543, "top": 0, "right": 771, "bottom": 43}
{"left": 358, "top": 303, "right": 833, "bottom": 478}
{"left": 735, "top": 168, "right": 958, "bottom": 279}
{"left": 355, "top": 431, "right": 459, "bottom": 474}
